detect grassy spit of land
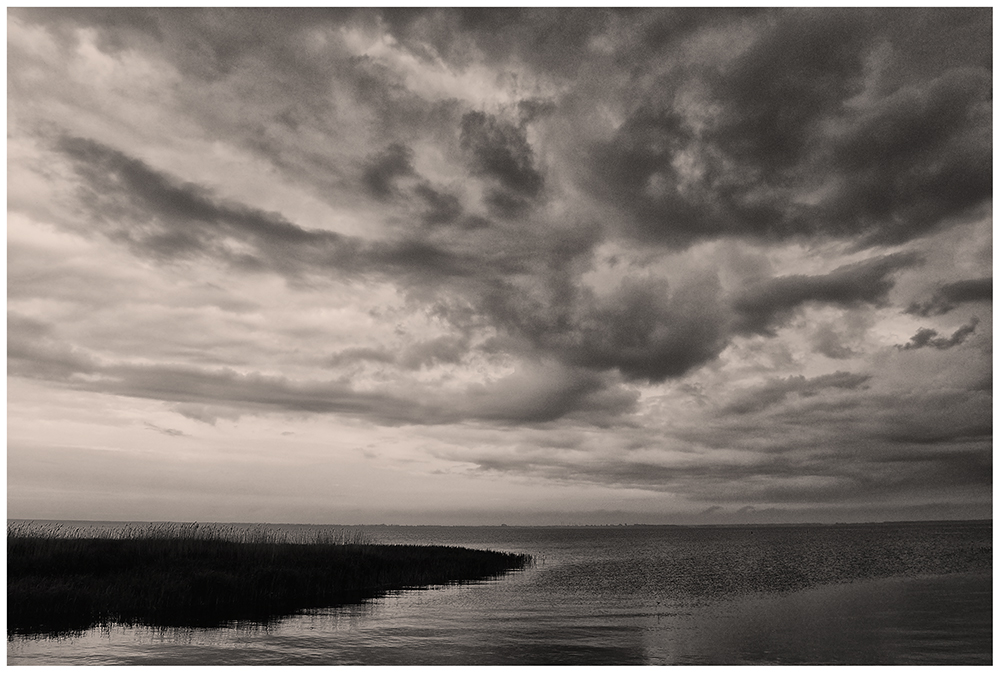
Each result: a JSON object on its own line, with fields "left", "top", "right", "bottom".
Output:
{"left": 8, "top": 522, "right": 533, "bottom": 635}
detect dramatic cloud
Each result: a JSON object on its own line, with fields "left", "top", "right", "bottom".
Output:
{"left": 55, "top": 135, "right": 489, "bottom": 283}
{"left": 362, "top": 143, "right": 416, "bottom": 200}
{"left": 900, "top": 318, "right": 980, "bottom": 351}
{"left": 731, "top": 253, "right": 922, "bottom": 336}
{"left": 905, "top": 277, "right": 992, "bottom": 316}
{"left": 7, "top": 8, "right": 991, "bottom": 523}
{"left": 585, "top": 9, "right": 991, "bottom": 249}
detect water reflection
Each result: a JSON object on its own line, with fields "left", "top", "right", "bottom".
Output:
{"left": 642, "top": 572, "right": 992, "bottom": 665}
{"left": 8, "top": 521, "right": 991, "bottom": 665}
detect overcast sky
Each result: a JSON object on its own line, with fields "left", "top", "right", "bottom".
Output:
{"left": 7, "top": 8, "right": 992, "bottom": 525}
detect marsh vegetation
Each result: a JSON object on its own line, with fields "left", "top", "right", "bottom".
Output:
{"left": 7, "top": 522, "right": 532, "bottom": 635}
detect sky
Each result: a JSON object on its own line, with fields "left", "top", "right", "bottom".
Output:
{"left": 7, "top": 8, "right": 992, "bottom": 525}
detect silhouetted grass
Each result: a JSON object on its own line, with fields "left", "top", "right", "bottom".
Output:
{"left": 8, "top": 523, "right": 532, "bottom": 635}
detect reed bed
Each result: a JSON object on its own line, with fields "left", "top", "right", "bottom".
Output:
{"left": 8, "top": 522, "right": 532, "bottom": 635}
{"left": 7, "top": 520, "right": 374, "bottom": 545}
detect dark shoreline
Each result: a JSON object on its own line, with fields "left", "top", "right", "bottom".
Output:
{"left": 8, "top": 533, "right": 532, "bottom": 636}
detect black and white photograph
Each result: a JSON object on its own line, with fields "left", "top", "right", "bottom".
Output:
{"left": 7, "top": 7, "right": 992, "bottom": 665}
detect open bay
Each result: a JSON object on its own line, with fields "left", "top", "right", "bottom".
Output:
{"left": 8, "top": 520, "right": 991, "bottom": 665}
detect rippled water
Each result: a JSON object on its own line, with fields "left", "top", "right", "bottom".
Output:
{"left": 8, "top": 520, "right": 992, "bottom": 665}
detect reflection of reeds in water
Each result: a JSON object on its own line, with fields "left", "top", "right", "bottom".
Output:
{"left": 8, "top": 521, "right": 532, "bottom": 635}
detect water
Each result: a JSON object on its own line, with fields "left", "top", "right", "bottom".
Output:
{"left": 8, "top": 520, "right": 992, "bottom": 665}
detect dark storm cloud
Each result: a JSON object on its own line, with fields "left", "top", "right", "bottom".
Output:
{"left": 459, "top": 113, "right": 542, "bottom": 199}
{"left": 731, "top": 253, "right": 922, "bottom": 336}
{"left": 460, "top": 111, "right": 544, "bottom": 219}
{"left": 824, "top": 67, "right": 992, "bottom": 247}
{"left": 900, "top": 318, "right": 980, "bottom": 351}
{"left": 445, "top": 248, "right": 923, "bottom": 384}
{"left": 585, "top": 8, "right": 990, "bottom": 250}
{"left": 361, "top": 143, "right": 415, "bottom": 199}
{"left": 588, "top": 109, "right": 719, "bottom": 247}
{"left": 709, "top": 10, "right": 872, "bottom": 173}
{"left": 58, "top": 136, "right": 328, "bottom": 257}
{"left": 56, "top": 136, "right": 485, "bottom": 282}
{"left": 462, "top": 364, "right": 638, "bottom": 426}
{"left": 587, "top": 11, "right": 862, "bottom": 246}
{"left": 905, "top": 277, "right": 992, "bottom": 316}
{"left": 557, "top": 276, "right": 731, "bottom": 383}
{"left": 473, "top": 270, "right": 732, "bottom": 384}
{"left": 414, "top": 184, "right": 463, "bottom": 227}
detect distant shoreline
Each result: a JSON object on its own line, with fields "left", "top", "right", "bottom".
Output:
{"left": 8, "top": 525, "right": 532, "bottom": 636}
{"left": 7, "top": 517, "right": 992, "bottom": 530}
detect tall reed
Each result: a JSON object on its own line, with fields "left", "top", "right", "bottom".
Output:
{"left": 7, "top": 520, "right": 375, "bottom": 545}
{"left": 8, "top": 522, "right": 532, "bottom": 635}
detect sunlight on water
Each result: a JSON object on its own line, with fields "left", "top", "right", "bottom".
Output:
{"left": 7, "top": 521, "right": 991, "bottom": 665}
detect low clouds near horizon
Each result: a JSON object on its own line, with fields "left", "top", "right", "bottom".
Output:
{"left": 8, "top": 8, "right": 991, "bottom": 524}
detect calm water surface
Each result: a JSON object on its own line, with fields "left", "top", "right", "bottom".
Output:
{"left": 8, "top": 520, "right": 992, "bottom": 665}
